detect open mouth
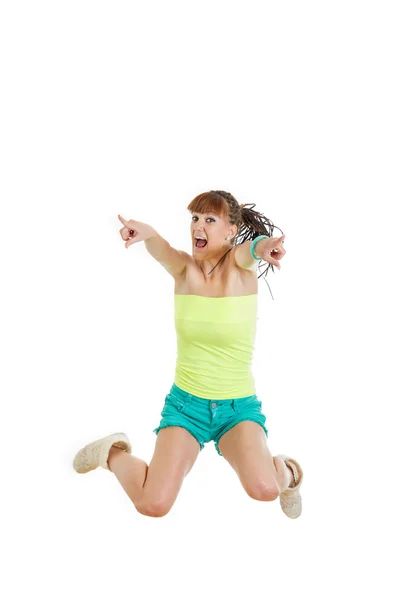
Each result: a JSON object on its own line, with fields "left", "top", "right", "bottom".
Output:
{"left": 195, "top": 238, "right": 208, "bottom": 249}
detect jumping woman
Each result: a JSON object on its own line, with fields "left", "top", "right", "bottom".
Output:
{"left": 73, "top": 190, "right": 304, "bottom": 519}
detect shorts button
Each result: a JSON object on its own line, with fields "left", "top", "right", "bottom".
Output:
{"left": 211, "top": 402, "right": 217, "bottom": 408}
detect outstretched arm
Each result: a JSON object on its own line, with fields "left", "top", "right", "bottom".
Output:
{"left": 233, "top": 241, "right": 259, "bottom": 271}
{"left": 144, "top": 234, "right": 188, "bottom": 277}
{"left": 118, "top": 214, "right": 188, "bottom": 278}
{"left": 234, "top": 235, "right": 286, "bottom": 270}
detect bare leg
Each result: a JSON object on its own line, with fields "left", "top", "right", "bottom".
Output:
{"left": 106, "top": 427, "right": 200, "bottom": 517}
{"left": 107, "top": 446, "right": 148, "bottom": 506}
{"left": 218, "top": 422, "right": 296, "bottom": 499}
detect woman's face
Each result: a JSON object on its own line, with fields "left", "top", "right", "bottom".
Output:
{"left": 190, "top": 211, "right": 236, "bottom": 257}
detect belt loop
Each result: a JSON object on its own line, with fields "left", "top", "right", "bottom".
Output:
{"left": 232, "top": 398, "right": 237, "bottom": 412}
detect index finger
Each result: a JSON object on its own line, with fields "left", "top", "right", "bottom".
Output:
{"left": 118, "top": 214, "right": 132, "bottom": 228}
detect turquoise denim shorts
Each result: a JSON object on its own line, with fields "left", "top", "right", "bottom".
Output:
{"left": 153, "top": 383, "right": 268, "bottom": 456}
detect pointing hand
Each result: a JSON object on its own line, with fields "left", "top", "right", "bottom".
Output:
{"left": 117, "top": 215, "right": 157, "bottom": 248}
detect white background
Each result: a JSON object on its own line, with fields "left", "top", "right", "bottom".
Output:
{"left": 1, "top": 1, "right": 399, "bottom": 598}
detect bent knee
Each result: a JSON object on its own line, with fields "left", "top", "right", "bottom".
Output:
{"left": 245, "top": 483, "right": 280, "bottom": 502}
{"left": 135, "top": 498, "right": 173, "bottom": 518}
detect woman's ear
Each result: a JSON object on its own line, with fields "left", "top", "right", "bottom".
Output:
{"left": 229, "top": 224, "right": 238, "bottom": 239}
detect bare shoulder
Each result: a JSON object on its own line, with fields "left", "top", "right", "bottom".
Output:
{"left": 177, "top": 249, "right": 196, "bottom": 268}
{"left": 173, "top": 250, "right": 197, "bottom": 278}
{"left": 228, "top": 246, "right": 259, "bottom": 293}
{"left": 174, "top": 245, "right": 258, "bottom": 296}
{"left": 178, "top": 249, "right": 194, "bottom": 261}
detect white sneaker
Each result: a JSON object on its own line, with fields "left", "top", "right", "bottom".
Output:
{"left": 277, "top": 454, "right": 303, "bottom": 519}
{"left": 73, "top": 432, "right": 132, "bottom": 474}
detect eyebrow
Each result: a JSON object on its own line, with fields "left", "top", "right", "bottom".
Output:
{"left": 193, "top": 212, "right": 218, "bottom": 217}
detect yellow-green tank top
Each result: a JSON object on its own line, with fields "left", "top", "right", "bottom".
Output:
{"left": 173, "top": 294, "right": 258, "bottom": 400}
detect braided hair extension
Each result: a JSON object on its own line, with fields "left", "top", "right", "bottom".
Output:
{"left": 187, "top": 190, "right": 284, "bottom": 299}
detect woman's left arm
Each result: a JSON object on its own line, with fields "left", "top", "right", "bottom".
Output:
{"left": 233, "top": 241, "right": 259, "bottom": 271}
{"left": 234, "top": 235, "right": 286, "bottom": 270}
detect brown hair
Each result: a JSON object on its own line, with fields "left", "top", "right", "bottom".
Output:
{"left": 187, "top": 190, "right": 284, "bottom": 298}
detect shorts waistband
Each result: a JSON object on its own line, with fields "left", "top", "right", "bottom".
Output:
{"left": 170, "top": 383, "right": 257, "bottom": 408}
